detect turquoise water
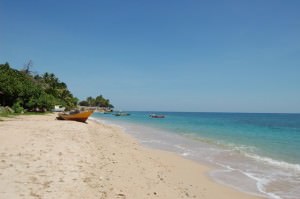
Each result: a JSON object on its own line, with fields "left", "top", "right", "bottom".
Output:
{"left": 92, "top": 112, "right": 300, "bottom": 199}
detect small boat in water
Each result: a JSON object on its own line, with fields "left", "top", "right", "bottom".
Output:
{"left": 113, "top": 112, "right": 130, "bottom": 116}
{"left": 57, "top": 110, "right": 94, "bottom": 123}
{"left": 149, "top": 114, "right": 165, "bottom": 118}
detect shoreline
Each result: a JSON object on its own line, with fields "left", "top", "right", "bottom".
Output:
{"left": 92, "top": 112, "right": 300, "bottom": 199}
{"left": 0, "top": 114, "right": 262, "bottom": 198}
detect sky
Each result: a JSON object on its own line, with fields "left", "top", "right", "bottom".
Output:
{"left": 1, "top": 0, "right": 300, "bottom": 113}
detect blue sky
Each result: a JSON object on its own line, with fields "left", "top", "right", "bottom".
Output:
{"left": 1, "top": 0, "right": 300, "bottom": 113}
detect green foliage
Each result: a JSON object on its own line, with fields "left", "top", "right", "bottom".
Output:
{"left": 0, "top": 62, "right": 42, "bottom": 107}
{"left": 0, "top": 62, "right": 78, "bottom": 112}
{"left": 12, "top": 101, "right": 24, "bottom": 113}
{"left": 79, "top": 95, "right": 114, "bottom": 108}
{"left": 33, "top": 72, "right": 77, "bottom": 109}
{"left": 0, "top": 106, "right": 14, "bottom": 114}
{"left": 79, "top": 100, "right": 89, "bottom": 106}
{"left": 26, "top": 92, "right": 56, "bottom": 111}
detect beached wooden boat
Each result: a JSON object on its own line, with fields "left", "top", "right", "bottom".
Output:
{"left": 57, "top": 110, "right": 94, "bottom": 123}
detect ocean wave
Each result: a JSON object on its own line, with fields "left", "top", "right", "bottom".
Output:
{"left": 214, "top": 162, "right": 282, "bottom": 199}
{"left": 140, "top": 139, "right": 167, "bottom": 145}
{"left": 181, "top": 133, "right": 259, "bottom": 153}
{"left": 245, "top": 153, "right": 300, "bottom": 172}
{"left": 181, "top": 152, "right": 190, "bottom": 157}
{"left": 182, "top": 133, "right": 300, "bottom": 172}
{"left": 243, "top": 172, "right": 281, "bottom": 199}
{"left": 89, "top": 117, "right": 127, "bottom": 131}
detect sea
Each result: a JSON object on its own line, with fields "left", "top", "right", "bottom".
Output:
{"left": 91, "top": 111, "right": 300, "bottom": 199}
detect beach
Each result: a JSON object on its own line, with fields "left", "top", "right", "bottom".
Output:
{"left": 0, "top": 114, "right": 261, "bottom": 199}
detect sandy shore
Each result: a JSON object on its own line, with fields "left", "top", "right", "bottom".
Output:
{"left": 0, "top": 114, "right": 262, "bottom": 199}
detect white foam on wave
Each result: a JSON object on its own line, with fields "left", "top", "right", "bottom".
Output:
{"left": 215, "top": 162, "right": 235, "bottom": 171}
{"left": 245, "top": 153, "right": 300, "bottom": 172}
{"left": 140, "top": 139, "right": 166, "bottom": 145}
{"left": 214, "top": 162, "right": 281, "bottom": 199}
{"left": 89, "top": 117, "right": 127, "bottom": 131}
{"left": 88, "top": 117, "right": 98, "bottom": 122}
{"left": 243, "top": 172, "right": 281, "bottom": 199}
{"left": 175, "top": 144, "right": 186, "bottom": 150}
{"left": 231, "top": 144, "right": 258, "bottom": 153}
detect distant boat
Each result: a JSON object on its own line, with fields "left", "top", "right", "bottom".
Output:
{"left": 57, "top": 110, "right": 94, "bottom": 123}
{"left": 149, "top": 114, "right": 165, "bottom": 118}
{"left": 113, "top": 112, "right": 130, "bottom": 116}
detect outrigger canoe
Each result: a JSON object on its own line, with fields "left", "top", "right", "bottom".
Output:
{"left": 57, "top": 110, "right": 94, "bottom": 123}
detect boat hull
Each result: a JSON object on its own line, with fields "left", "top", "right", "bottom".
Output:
{"left": 149, "top": 114, "right": 165, "bottom": 118}
{"left": 57, "top": 110, "right": 94, "bottom": 123}
{"left": 113, "top": 112, "right": 130, "bottom": 116}
{"left": 151, "top": 115, "right": 165, "bottom": 118}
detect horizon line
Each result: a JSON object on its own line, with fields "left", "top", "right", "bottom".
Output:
{"left": 112, "top": 110, "right": 300, "bottom": 114}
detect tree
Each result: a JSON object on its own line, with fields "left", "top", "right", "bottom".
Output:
{"left": 26, "top": 92, "right": 56, "bottom": 111}
{"left": 79, "top": 100, "right": 89, "bottom": 106}
{"left": 21, "top": 60, "right": 33, "bottom": 75}
{"left": 0, "top": 62, "right": 78, "bottom": 111}
{"left": 0, "top": 62, "right": 42, "bottom": 107}
{"left": 80, "top": 95, "right": 114, "bottom": 108}
{"left": 35, "top": 72, "right": 77, "bottom": 109}
{"left": 86, "top": 96, "right": 95, "bottom": 106}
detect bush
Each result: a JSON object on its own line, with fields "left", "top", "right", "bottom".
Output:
{"left": 12, "top": 102, "right": 24, "bottom": 113}
{"left": 26, "top": 93, "right": 56, "bottom": 112}
{"left": 0, "top": 106, "right": 14, "bottom": 114}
